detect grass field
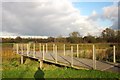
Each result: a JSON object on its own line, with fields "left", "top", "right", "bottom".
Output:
{"left": 2, "top": 57, "right": 120, "bottom": 79}
{"left": 1, "top": 43, "right": 120, "bottom": 79}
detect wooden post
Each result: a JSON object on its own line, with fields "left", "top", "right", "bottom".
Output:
{"left": 43, "top": 45, "right": 45, "bottom": 60}
{"left": 113, "top": 46, "right": 116, "bottom": 63}
{"left": 77, "top": 44, "right": 79, "bottom": 57}
{"left": 71, "top": 46, "right": 73, "bottom": 67}
{"left": 64, "top": 44, "right": 65, "bottom": 56}
{"left": 24, "top": 44, "right": 27, "bottom": 52}
{"left": 46, "top": 43, "right": 48, "bottom": 53}
{"left": 53, "top": 44, "right": 55, "bottom": 53}
{"left": 23, "top": 44, "right": 25, "bottom": 52}
{"left": 93, "top": 45, "right": 96, "bottom": 69}
{"left": 16, "top": 44, "right": 19, "bottom": 54}
{"left": 55, "top": 46, "right": 58, "bottom": 63}
{"left": 33, "top": 43, "right": 35, "bottom": 58}
{"left": 28, "top": 43, "right": 30, "bottom": 54}
{"left": 28, "top": 43, "right": 31, "bottom": 56}
{"left": 39, "top": 59, "right": 43, "bottom": 69}
{"left": 21, "top": 55, "right": 23, "bottom": 64}
{"left": 21, "top": 44, "right": 23, "bottom": 55}
{"left": 20, "top": 44, "right": 22, "bottom": 53}
{"left": 39, "top": 43, "right": 41, "bottom": 53}
{"left": 27, "top": 44, "right": 29, "bottom": 56}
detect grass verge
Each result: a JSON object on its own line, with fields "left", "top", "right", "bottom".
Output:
{"left": 2, "top": 57, "right": 120, "bottom": 79}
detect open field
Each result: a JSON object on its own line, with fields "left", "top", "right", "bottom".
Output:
{"left": 1, "top": 43, "right": 120, "bottom": 79}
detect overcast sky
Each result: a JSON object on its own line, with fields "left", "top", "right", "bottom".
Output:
{"left": 1, "top": 0, "right": 119, "bottom": 37}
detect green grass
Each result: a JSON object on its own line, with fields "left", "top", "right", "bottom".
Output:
{"left": 2, "top": 58, "right": 120, "bottom": 79}
{"left": 2, "top": 43, "right": 120, "bottom": 79}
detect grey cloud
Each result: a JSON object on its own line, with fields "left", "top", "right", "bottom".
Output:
{"left": 2, "top": 1, "right": 103, "bottom": 37}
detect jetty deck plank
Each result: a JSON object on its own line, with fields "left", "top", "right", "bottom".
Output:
{"left": 18, "top": 51, "right": 118, "bottom": 71}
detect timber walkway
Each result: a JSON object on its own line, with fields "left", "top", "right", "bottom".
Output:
{"left": 14, "top": 43, "right": 120, "bottom": 73}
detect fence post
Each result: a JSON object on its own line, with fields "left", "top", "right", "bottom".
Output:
{"left": 16, "top": 44, "right": 19, "bottom": 54}
{"left": 46, "top": 43, "right": 48, "bottom": 53}
{"left": 77, "top": 44, "right": 79, "bottom": 57}
{"left": 21, "top": 55, "right": 23, "bottom": 64}
{"left": 39, "top": 59, "right": 43, "bottom": 69}
{"left": 20, "top": 44, "right": 22, "bottom": 54}
{"left": 21, "top": 44, "right": 23, "bottom": 55}
{"left": 113, "top": 46, "right": 116, "bottom": 63}
{"left": 64, "top": 44, "right": 65, "bottom": 56}
{"left": 93, "top": 45, "right": 96, "bottom": 69}
{"left": 43, "top": 45, "right": 45, "bottom": 60}
{"left": 39, "top": 43, "right": 41, "bottom": 53}
{"left": 55, "top": 46, "right": 58, "bottom": 63}
{"left": 33, "top": 43, "right": 35, "bottom": 58}
{"left": 23, "top": 44, "right": 25, "bottom": 52}
{"left": 27, "top": 44, "right": 29, "bottom": 56}
{"left": 71, "top": 46, "right": 73, "bottom": 67}
{"left": 20, "top": 43, "right": 23, "bottom": 64}
{"left": 53, "top": 44, "right": 55, "bottom": 53}
{"left": 29, "top": 43, "right": 30, "bottom": 55}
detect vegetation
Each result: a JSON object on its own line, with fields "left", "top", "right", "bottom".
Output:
{"left": 2, "top": 42, "right": 120, "bottom": 63}
{"left": 1, "top": 28, "right": 120, "bottom": 43}
{"left": 2, "top": 57, "right": 120, "bottom": 79}
{"left": 1, "top": 43, "right": 120, "bottom": 79}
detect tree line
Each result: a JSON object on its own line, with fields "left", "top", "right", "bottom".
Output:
{"left": 2, "top": 28, "right": 120, "bottom": 43}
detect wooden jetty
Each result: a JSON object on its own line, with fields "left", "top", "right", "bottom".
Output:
{"left": 13, "top": 43, "right": 119, "bottom": 72}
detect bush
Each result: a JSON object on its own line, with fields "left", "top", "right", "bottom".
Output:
{"left": 9, "top": 58, "right": 20, "bottom": 67}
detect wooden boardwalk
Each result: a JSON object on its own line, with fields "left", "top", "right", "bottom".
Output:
{"left": 17, "top": 51, "right": 118, "bottom": 71}
{"left": 14, "top": 43, "right": 120, "bottom": 72}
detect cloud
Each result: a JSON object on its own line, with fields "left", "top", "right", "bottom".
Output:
{"left": 103, "top": 5, "right": 118, "bottom": 20}
{"left": 2, "top": 0, "right": 104, "bottom": 37}
{"left": 2, "top": 0, "right": 119, "bottom": 2}
{"left": 88, "top": 4, "right": 118, "bottom": 29}
{"left": 103, "top": 5, "right": 119, "bottom": 29}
